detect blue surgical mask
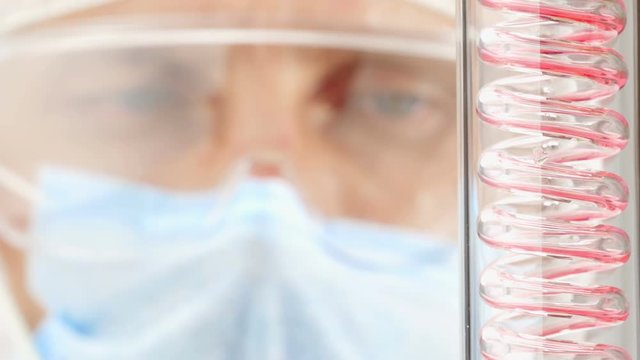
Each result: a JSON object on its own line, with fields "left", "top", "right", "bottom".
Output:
{"left": 28, "top": 168, "right": 459, "bottom": 360}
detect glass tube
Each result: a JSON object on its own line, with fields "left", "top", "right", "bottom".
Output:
{"left": 461, "top": 0, "right": 639, "bottom": 358}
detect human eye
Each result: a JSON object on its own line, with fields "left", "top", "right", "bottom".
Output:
{"left": 116, "top": 84, "right": 187, "bottom": 115}
{"left": 350, "top": 90, "right": 431, "bottom": 122}
{"left": 317, "top": 57, "right": 453, "bottom": 149}
{"left": 310, "top": 54, "right": 453, "bottom": 149}
{"left": 67, "top": 73, "right": 204, "bottom": 123}
{"left": 311, "top": 58, "right": 437, "bottom": 124}
{"left": 337, "top": 58, "right": 448, "bottom": 127}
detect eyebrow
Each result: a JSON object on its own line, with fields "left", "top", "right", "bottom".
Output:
{"left": 361, "top": 54, "right": 455, "bottom": 84}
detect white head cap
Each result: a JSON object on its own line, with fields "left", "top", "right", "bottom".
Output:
{"left": 0, "top": 0, "right": 454, "bottom": 32}
{"left": 0, "top": 0, "right": 116, "bottom": 32}
{"left": 407, "top": 0, "right": 454, "bottom": 18}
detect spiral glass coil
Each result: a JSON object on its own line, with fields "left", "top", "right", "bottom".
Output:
{"left": 474, "top": 0, "right": 631, "bottom": 358}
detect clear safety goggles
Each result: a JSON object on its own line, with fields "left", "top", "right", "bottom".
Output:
{"left": 0, "top": 18, "right": 456, "bottom": 245}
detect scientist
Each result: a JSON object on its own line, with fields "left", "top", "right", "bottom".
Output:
{"left": 0, "top": 0, "right": 459, "bottom": 359}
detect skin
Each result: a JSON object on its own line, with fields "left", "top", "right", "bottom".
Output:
{"left": 0, "top": 0, "right": 456, "bottom": 330}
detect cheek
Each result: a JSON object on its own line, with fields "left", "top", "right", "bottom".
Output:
{"left": 294, "top": 139, "right": 419, "bottom": 224}
{"left": 290, "top": 141, "right": 345, "bottom": 216}
{"left": 412, "top": 131, "right": 458, "bottom": 234}
{"left": 294, "top": 117, "right": 444, "bottom": 224}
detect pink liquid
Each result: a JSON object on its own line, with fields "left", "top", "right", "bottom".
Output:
{"left": 476, "top": 0, "right": 631, "bottom": 358}
{"left": 480, "top": 0, "right": 626, "bottom": 33}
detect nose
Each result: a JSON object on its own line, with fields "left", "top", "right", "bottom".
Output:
{"left": 220, "top": 47, "right": 306, "bottom": 178}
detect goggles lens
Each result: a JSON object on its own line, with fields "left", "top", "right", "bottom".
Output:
{"left": 0, "top": 26, "right": 456, "bottom": 236}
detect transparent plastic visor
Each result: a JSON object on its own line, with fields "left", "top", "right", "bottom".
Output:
{"left": 1, "top": 27, "right": 455, "bottom": 61}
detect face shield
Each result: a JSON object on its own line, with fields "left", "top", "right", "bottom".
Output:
{"left": 0, "top": 1, "right": 459, "bottom": 359}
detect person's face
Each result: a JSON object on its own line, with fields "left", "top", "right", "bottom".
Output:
{"left": 0, "top": 0, "right": 457, "bottom": 237}
{"left": 2, "top": 43, "right": 456, "bottom": 236}
{"left": 0, "top": 0, "right": 457, "bottom": 330}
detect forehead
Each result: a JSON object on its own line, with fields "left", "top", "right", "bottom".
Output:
{"left": 26, "top": 0, "right": 454, "bottom": 34}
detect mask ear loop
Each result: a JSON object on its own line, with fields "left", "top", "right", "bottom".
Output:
{"left": 0, "top": 165, "right": 42, "bottom": 251}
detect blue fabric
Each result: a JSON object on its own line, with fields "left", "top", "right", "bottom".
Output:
{"left": 30, "top": 168, "right": 459, "bottom": 360}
